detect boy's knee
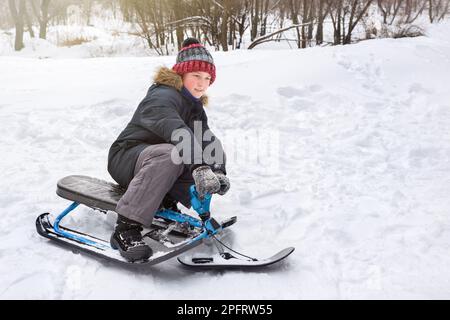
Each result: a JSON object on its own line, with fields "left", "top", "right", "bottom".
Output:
{"left": 158, "top": 144, "right": 183, "bottom": 166}
{"left": 138, "top": 144, "right": 184, "bottom": 172}
{"left": 142, "top": 143, "right": 177, "bottom": 159}
{"left": 151, "top": 144, "right": 186, "bottom": 175}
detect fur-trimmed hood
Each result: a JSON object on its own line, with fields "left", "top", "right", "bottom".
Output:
{"left": 153, "top": 67, "right": 209, "bottom": 106}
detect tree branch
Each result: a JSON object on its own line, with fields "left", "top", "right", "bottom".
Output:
{"left": 248, "top": 22, "right": 312, "bottom": 49}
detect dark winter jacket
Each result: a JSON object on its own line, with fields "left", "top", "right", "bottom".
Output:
{"left": 107, "top": 67, "right": 226, "bottom": 188}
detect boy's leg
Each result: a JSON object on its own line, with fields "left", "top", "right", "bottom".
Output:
{"left": 166, "top": 167, "right": 195, "bottom": 209}
{"left": 115, "top": 143, "right": 185, "bottom": 227}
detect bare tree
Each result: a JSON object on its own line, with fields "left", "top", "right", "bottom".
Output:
{"left": 234, "top": 0, "right": 251, "bottom": 49}
{"left": 169, "top": 0, "right": 185, "bottom": 50}
{"left": 83, "top": 0, "right": 94, "bottom": 25}
{"left": 403, "top": 0, "right": 427, "bottom": 23}
{"left": 327, "top": 0, "right": 374, "bottom": 45}
{"left": 428, "top": 0, "right": 450, "bottom": 22}
{"left": 316, "top": 0, "right": 331, "bottom": 45}
{"left": 328, "top": 0, "right": 343, "bottom": 44}
{"left": 8, "top": 0, "right": 26, "bottom": 51}
{"left": 378, "top": 0, "right": 404, "bottom": 25}
{"left": 219, "top": 0, "right": 231, "bottom": 51}
{"left": 23, "top": 2, "right": 35, "bottom": 38}
{"left": 300, "top": 0, "right": 315, "bottom": 48}
{"left": 31, "top": 0, "right": 50, "bottom": 39}
{"left": 259, "top": 0, "right": 270, "bottom": 36}
{"left": 439, "top": 0, "right": 450, "bottom": 20}
{"left": 47, "top": 0, "right": 81, "bottom": 26}
{"left": 289, "top": 0, "right": 302, "bottom": 47}
{"left": 0, "top": 1, "right": 13, "bottom": 29}
{"left": 250, "top": 0, "right": 261, "bottom": 41}
{"left": 343, "top": 0, "right": 374, "bottom": 44}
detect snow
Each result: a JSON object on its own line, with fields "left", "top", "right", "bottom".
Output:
{"left": 1, "top": 20, "right": 450, "bottom": 299}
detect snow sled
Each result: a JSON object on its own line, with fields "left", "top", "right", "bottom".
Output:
{"left": 36, "top": 175, "right": 294, "bottom": 269}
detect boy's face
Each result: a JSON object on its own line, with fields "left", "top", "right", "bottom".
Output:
{"left": 182, "top": 71, "right": 211, "bottom": 98}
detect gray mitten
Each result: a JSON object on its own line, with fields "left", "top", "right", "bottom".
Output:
{"left": 192, "top": 165, "right": 221, "bottom": 199}
{"left": 214, "top": 171, "right": 230, "bottom": 195}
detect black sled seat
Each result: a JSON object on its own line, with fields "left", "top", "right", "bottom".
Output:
{"left": 56, "top": 175, "right": 125, "bottom": 212}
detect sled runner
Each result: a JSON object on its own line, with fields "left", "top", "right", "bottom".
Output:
{"left": 36, "top": 175, "right": 293, "bottom": 269}
{"left": 178, "top": 247, "right": 295, "bottom": 269}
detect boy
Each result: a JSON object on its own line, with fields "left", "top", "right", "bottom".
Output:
{"left": 107, "top": 38, "right": 230, "bottom": 262}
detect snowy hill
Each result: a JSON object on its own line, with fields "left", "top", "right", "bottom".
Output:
{"left": 0, "top": 21, "right": 449, "bottom": 299}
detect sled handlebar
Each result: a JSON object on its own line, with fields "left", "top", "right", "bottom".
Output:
{"left": 189, "top": 185, "right": 212, "bottom": 221}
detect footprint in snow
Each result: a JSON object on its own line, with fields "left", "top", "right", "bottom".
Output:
{"left": 107, "top": 105, "right": 132, "bottom": 117}
{"left": 227, "top": 93, "right": 252, "bottom": 102}
{"left": 308, "top": 84, "right": 323, "bottom": 93}
{"left": 277, "top": 86, "right": 308, "bottom": 98}
{"left": 408, "top": 83, "right": 434, "bottom": 95}
{"left": 363, "top": 101, "right": 385, "bottom": 114}
{"left": 289, "top": 98, "right": 315, "bottom": 110}
{"left": 277, "top": 85, "right": 323, "bottom": 99}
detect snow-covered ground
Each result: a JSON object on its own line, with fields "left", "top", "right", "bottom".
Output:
{"left": 1, "top": 21, "right": 450, "bottom": 299}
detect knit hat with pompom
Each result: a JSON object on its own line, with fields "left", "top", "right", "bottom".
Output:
{"left": 172, "top": 38, "right": 216, "bottom": 85}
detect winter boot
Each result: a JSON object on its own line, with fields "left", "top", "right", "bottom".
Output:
{"left": 110, "top": 215, "right": 153, "bottom": 262}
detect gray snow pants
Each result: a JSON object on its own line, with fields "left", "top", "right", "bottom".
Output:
{"left": 115, "top": 143, "right": 194, "bottom": 227}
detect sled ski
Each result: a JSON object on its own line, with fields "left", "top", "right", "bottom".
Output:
{"left": 36, "top": 175, "right": 293, "bottom": 269}
{"left": 36, "top": 211, "right": 235, "bottom": 266}
{"left": 177, "top": 247, "right": 295, "bottom": 269}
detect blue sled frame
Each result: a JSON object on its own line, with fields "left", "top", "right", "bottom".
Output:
{"left": 50, "top": 185, "right": 221, "bottom": 250}
{"left": 36, "top": 177, "right": 293, "bottom": 269}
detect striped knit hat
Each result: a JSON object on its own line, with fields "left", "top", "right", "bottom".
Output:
{"left": 172, "top": 38, "right": 216, "bottom": 85}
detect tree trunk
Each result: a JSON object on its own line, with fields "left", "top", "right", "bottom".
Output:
{"left": 228, "top": 16, "right": 234, "bottom": 48}
{"left": 343, "top": 0, "right": 357, "bottom": 44}
{"left": 250, "top": 0, "right": 259, "bottom": 41}
{"left": 220, "top": 0, "right": 230, "bottom": 51}
{"left": 260, "top": 0, "right": 269, "bottom": 36}
{"left": 378, "top": 0, "right": 388, "bottom": 24}
{"left": 24, "top": 3, "right": 35, "bottom": 38}
{"left": 301, "top": 0, "right": 308, "bottom": 48}
{"left": 237, "top": 13, "right": 246, "bottom": 48}
{"left": 290, "top": 0, "right": 301, "bottom": 48}
{"left": 429, "top": 0, "right": 434, "bottom": 22}
{"left": 9, "top": 0, "right": 25, "bottom": 51}
{"left": 307, "top": 0, "right": 315, "bottom": 44}
{"left": 316, "top": 0, "right": 325, "bottom": 45}
{"left": 171, "top": 0, "right": 184, "bottom": 50}
{"left": 40, "top": 0, "right": 50, "bottom": 39}
{"left": 334, "top": 0, "right": 343, "bottom": 45}
{"left": 83, "top": 0, "right": 93, "bottom": 25}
